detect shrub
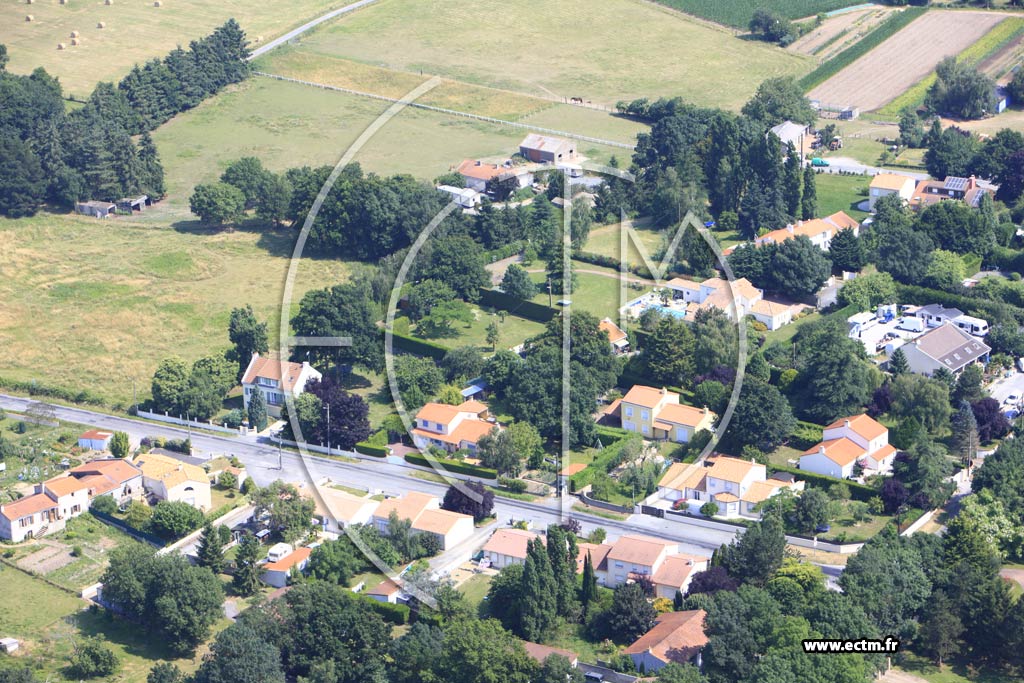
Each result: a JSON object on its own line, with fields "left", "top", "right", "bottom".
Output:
{"left": 404, "top": 453, "right": 497, "bottom": 479}
{"left": 700, "top": 502, "right": 719, "bottom": 517}
{"left": 89, "top": 496, "right": 117, "bottom": 515}
{"left": 354, "top": 442, "right": 388, "bottom": 457}
{"left": 71, "top": 546, "right": 83, "bottom": 557}
{"left": 70, "top": 638, "right": 119, "bottom": 678}
{"left": 149, "top": 500, "right": 205, "bottom": 540}
{"left": 222, "top": 409, "right": 245, "bottom": 429}
{"left": 498, "top": 477, "right": 529, "bottom": 493}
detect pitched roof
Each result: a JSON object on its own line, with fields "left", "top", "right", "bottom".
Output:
{"left": 522, "top": 642, "right": 579, "bottom": 665}
{"left": 751, "top": 299, "right": 790, "bottom": 316}
{"left": 414, "top": 508, "right": 470, "bottom": 535}
{"left": 42, "top": 476, "right": 90, "bottom": 497}
{"left": 414, "top": 403, "right": 462, "bottom": 425}
{"left": 666, "top": 277, "right": 701, "bottom": 291}
{"left": 803, "top": 437, "right": 864, "bottom": 467}
{"left": 706, "top": 456, "right": 761, "bottom": 484}
{"left": 315, "top": 487, "right": 376, "bottom": 524}
{"left": 652, "top": 554, "right": 706, "bottom": 590}
{"left": 373, "top": 492, "right": 437, "bottom": 523}
{"left": 70, "top": 459, "right": 142, "bottom": 486}
{"left": 599, "top": 317, "right": 628, "bottom": 344}
{"left": 483, "top": 528, "right": 541, "bottom": 559}
{"left": 910, "top": 323, "right": 990, "bottom": 370}
{"left": 824, "top": 413, "right": 887, "bottom": 441}
{"left": 79, "top": 429, "right": 113, "bottom": 442}
{"left": 740, "top": 479, "right": 789, "bottom": 504}
{"left": 622, "top": 385, "right": 674, "bottom": 409}
{"left": 607, "top": 535, "right": 676, "bottom": 567}
{"left": 241, "top": 354, "right": 312, "bottom": 392}
{"left": 658, "top": 403, "right": 711, "bottom": 428}
{"left": 0, "top": 492, "right": 58, "bottom": 521}
{"left": 870, "top": 173, "right": 915, "bottom": 192}
{"left": 367, "top": 577, "right": 403, "bottom": 596}
{"left": 520, "top": 133, "right": 572, "bottom": 152}
{"left": 657, "top": 462, "right": 707, "bottom": 493}
{"left": 714, "top": 492, "right": 739, "bottom": 503}
{"left": 576, "top": 542, "right": 613, "bottom": 573}
{"left": 457, "top": 159, "right": 513, "bottom": 182}
{"left": 869, "top": 443, "right": 898, "bottom": 463}
{"left": 133, "top": 452, "right": 207, "bottom": 489}
{"left": 623, "top": 610, "right": 708, "bottom": 664}
{"left": 263, "top": 547, "right": 312, "bottom": 572}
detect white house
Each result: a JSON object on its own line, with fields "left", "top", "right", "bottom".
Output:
{"left": 899, "top": 323, "right": 991, "bottom": 377}
{"left": 657, "top": 456, "right": 803, "bottom": 519}
{"left": 800, "top": 413, "right": 897, "bottom": 479}
{"left": 456, "top": 159, "right": 533, "bottom": 193}
{"left": 664, "top": 276, "right": 765, "bottom": 320}
{"left": 67, "top": 459, "right": 143, "bottom": 503}
{"left": 0, "top": 477, "right": 90, "bottom": 542}
{"left": 133, "top": 451, "right": 212, "bottom": 511}
{"left": 410, "top": 400, "right": 497, "bottom": 454}
{"left": 481, "top": 528, "right": 542, "bottom": 569}
{"left": 372, "top": 492, "right": 473, "bottom": 551}
{"left": 262, "top": 546, "right": 311, "bottom": 588}
{"left": 868, "top": 173, "right": 916, "bottom": 211}
{"left": 624, "top": 610, "right": 707, "bottom": 673}
{"left": 314, "top": 486, "right": 378, "bottom": 533}
{"left": 78, "top": 429, "right": 114, "bottom": 451}
{"left": 241, "top": 353, "right": 322, "bottom": 419}
{"left": 366, "top": 578, "right": 409, "bottom": 604}
{"left": 753, "top": 211, "right": 860, "bottom": 252}
{"left": 436, "top": 184, "right": 482, "bottom": 208}
{"left": 769, "top": 120, "right": 808, "bottom": 151}
{"left": 750, "top": 299, "right": 793, "bottom": 331}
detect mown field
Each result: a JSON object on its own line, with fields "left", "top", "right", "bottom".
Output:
{"left": 0, "top": 0, "right": 347, "bottom": 96}
{"left": 650, "top": 0, "right": 864, "bottom": 28}
{"left": 280, "top": 0, "right": 812, "bottom": 110}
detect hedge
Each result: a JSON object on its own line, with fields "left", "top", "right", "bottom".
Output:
{"left": 895, "top": 283, "right": 1024, "bottom": 325}
{"left": 596, "top": 425, "right": 630, "bottom": 446}
{"left": 477, "top": 288, "right": 558, "bottom": 323}
{"left": 404, "top": 453, "right": 497, "bottom": 479}
{"left": 388, "top": 331, "right": 449, "bottom": 359}
{"left": 768, "top": 464, "right": 877, "bottom": 502}
{"left": 573, "top": 250, "right": 655, "bottom": 280}
{"left": 797, "top": 7, "right": 927, "bottom": 91}
{"left": 354, "top": 442, "right": 388, "bottom": 457}
{"left": 0, "top": 374, "right": 106, "bottom": 407}
{"left": 358, "top": 593, "right": 409, "bottom": 624}
{"left": 570, "top": 432, "right": 643, "bottom": 490}
{"left": 789, "top": 421, "right": 824, "bottom": 451}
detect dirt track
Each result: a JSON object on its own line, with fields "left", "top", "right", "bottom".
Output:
{"left": 808, "top": 11, "right": 1006, "bottom": 111}
{"left": 791, "top": 8, "right": 894, "bottom": 60}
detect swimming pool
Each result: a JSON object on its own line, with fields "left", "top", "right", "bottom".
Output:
{"left": 645, "top": 304, "right": 687, "bottom": 320}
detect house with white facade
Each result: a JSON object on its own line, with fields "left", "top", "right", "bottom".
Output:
{"left": 664, "top": 276, "right": 772, "bottom": 322}
{"left": 77, "top": 429, "right": 114, "bottom": 451}
{"left": 482, "top": 528, "right": 541, "bottom": 569}
{"left": 241, "top": 353, "right": 322, "bottom": 419}
{"left": 800, "top": 413, "right": 897, "bottom": 479}
{"left": 67, "top": 459, "right": 143, "bottom": 503}
{"left": 410, "top": 400, "right": 497, "bottom": 454}
{"left": 868, "top": 173, "right": 916, "bottom": 211}
{"left": 899, "top": 323, "right": 991, "bottom": 377}
{"left": 0, "top": 477, "right": 90, "bottom": 542}
{"left": 372, "top": 492, "right": 473, "bottom": 551}
{"left": 313, "top": 486, "right": 378, "bottom": 533}
{"left": 657, "top": 456, "right": 804, "bottom": 519}
{"left": 612, "top": 385, "right": 716, "bottom": 443}
{"left": 133, "top": 451, "right": 212, "bottom": 511}
{"left": 262, "top": 546, "right": 312, "bottom": 588}
{"left": 753, "top": 211, "right": 859, "bottom": 252}
{"left": 456, "top": 159, "right": 533, "bottom": 193}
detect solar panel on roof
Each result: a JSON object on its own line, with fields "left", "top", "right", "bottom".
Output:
{"left": 945, "top": 177, "right": 968, "bottom": 191}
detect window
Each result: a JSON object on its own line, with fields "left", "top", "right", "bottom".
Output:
{"left": 624, "top": 406, "right": 633, "bottom": 417}
{"left": 257, "top": 376, "right": 279, "bottom": 388}
{"left": 615, "top": 561, "right": 623, "bottom": 568}
{"left": 642, "top": 424, "right": 649, "bottom": 434}
{"left": 641, "top": 410, "right": 649, "bottom": 421}
{"left": 19, "top": 516, "right": 32, "bottom": 527}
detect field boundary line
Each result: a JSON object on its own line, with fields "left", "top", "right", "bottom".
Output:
{"left": 253, "top": 71, "right": 637, "bottom": 150}
{"left": 247, "top": 0, "right": 382, "bottom": 60}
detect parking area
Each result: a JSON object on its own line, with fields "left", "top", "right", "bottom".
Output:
{"left": 849, "top": 315, "right": 923, "bottom": 358}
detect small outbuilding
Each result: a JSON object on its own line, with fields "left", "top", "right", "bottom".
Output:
{"left": 75, "top": 200, "right": 116, "bottom": 218}
{"left": 0, "top": 638, "right": 20, "bottom": 654}
{"left": 117, "top": 195, "right": 150, "bottom": 212}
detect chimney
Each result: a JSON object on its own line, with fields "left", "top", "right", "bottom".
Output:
{"left": 475, "top": 160, "right": 481, "bottom": 166}
{"left": 819, "top": 445, "right": 826, "bottom": 455}
{"left": 844, "top": 419, "right": 850, "bottom": 429}
{"left": 968, "top": 175, "right": 976, "bottom": 190}
{"left": 703, "top": 406, "right": 709, "bottom": 415}
{"left": 787, "top": 225, "right": 795, "bottom": 234}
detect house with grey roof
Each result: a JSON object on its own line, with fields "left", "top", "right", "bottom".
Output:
{"left": 900, "top": 323, "right": 990, "bottom": 377}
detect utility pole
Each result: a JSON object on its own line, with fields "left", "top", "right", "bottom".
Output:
{"left": 324, "top": 402, "right": 331, "bottom": 455}
{"left": 547, "top": 278, "right": 553, "bottom": 307}
{"left": 132, "top": 378, "right": 137, "bottom": 414}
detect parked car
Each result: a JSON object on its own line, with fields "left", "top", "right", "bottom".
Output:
{"left": 815, "top": 524, "right": 831, "bottom": 534}
{"left": 1004, "top": 394, "right": 1020, "bottom": 405}
{"left": 811, "top": 157, "right": 830, "bottom": 167}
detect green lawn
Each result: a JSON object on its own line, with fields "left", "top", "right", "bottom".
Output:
{"left": 0, "top": 564, "right": 83, "bottom": 639}
{"left": 897, "top": 651, "right": 1024, "bottom": 683}
{"left": 45, "top": 513, "right": 137, "bottom": 591}
{"left": 650, "top": 0, "right": 864, "bottom": 28}
{"left": 413, "top": 308, "right": 547, "bottom": 354}
{"left": 457, "top": 573, "right": 492, "bottom": 611}
{"left": 283, "top": 0, "right": 812, "bottom": 110}
{"left": 811, "top": 171, "right": 871, "bottom": 221}
{"left": 529, "top": 264, "right": 651, "bottom": 320}
{"left": 582, "top": 219, "right": 666, "bottom": 270}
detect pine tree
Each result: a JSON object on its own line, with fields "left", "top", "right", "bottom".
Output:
{"left": 196, "top": 522, "right": 224, "bottom": 574}
{"left": 800, "top": 165, "right": 817, "bottom": 220}
{"left": 950, "top": 400, "right": 979, "bottom": 468}
{"left": 138, "top": 132, "right": 166, "bottom": 199}
{"left": 783, "top": 142, "right": 802, "bottom": 219}
{"left": 580, "top": 551, "right": 597, "bottom": 616}
{"left": 232, "top": 534, "right": 261, "bottom": 596}
{"left": 248, "top": 388, "right": 268, "bottom": 432}
{"left": 519, "top": 538, "right": 558, "bottom": 640}
{"left": 889, "top": 348, "right": 909, "bottom": 376}
{"left": 828, "top": 227, "right": 865, "bottom": 273}
{"left": 546, "top": 525, "right": 579, "bottom": 619}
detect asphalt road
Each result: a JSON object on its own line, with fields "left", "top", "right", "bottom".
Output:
{"left": 0, "top": 394, "right": 738, "bottom": 556}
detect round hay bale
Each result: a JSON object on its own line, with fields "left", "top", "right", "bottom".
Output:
{"left": 96, "top": 21, "right": 105, "bottom": 28}
{"left": 70, "top": 30, "right": 79, "bottom": 38}
{"left": 71, "top": 38, "right": 80, "bottom": 45}
{"left": 255, "top": 35, "right": 263, "bottom": 43}
{"left": 104, "top": 0, "right": 112, "bottom": 5}
{"left": 25, "top": 14, "right": 33, "bottom": 21}
{"left": 59, "top": 0, "right": 67, "bottom": 4}
{"left": 57, "top": 43, "right": 66, "bottom": 50}
{"left": 153, "top": 1, "right": 161, "bottom": 6}
{"left": 25, "top": 0, "right": 33, "bottom": 5}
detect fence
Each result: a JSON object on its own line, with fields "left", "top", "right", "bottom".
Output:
{"left": 136, "top": 410, "right": 242, "bottom": 435}
{"left": 578, "top": 492, "right": 635, "bottom": 514}
{"left": 254, "top": 72, "right": 636, "bottom": 150}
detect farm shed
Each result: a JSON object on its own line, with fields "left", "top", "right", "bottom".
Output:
{"left": 519, "top": 133, "right": 576, "bottom": 163}
{"left": 117, "top": 195, "right": 151, "bottom": 212}
{"left": 75, "top": 201, "right": 116, "bottom": 218}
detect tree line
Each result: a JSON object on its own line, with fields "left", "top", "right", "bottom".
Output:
{"left": 0, "top": 21, "right": 249, "bottom": 217}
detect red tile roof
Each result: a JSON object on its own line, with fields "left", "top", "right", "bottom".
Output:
{"left": 623, "top": 610, "right": 707, "bottom": 664}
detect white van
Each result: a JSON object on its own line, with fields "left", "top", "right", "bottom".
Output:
{"left": 895, "top": 317, "right": 924, "bottom": 333}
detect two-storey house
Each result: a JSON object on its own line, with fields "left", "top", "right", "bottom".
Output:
{"left": 800, "top": 413, "right": 897, "bottom": 479}
{"left": 616, "top": 385, "right": 715, "bottom": 443}
{"left": 410, "top": 400, "right": 497, "bottom": 454}
{"left": 241, "top": 353, "right": 322, "bottom": 418}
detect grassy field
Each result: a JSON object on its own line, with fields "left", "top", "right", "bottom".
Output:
{"left": 0, "top": 416, "right": 95, "bottom": 492}
{"left": 283, "top": 0, "right": 812, "bottom": 111}
{"left": 581, "top": 219, "right": 666, "bottom": 270}
{"left": 0, "top": 0, "right": 347, "bottom": 97}
{"left": 896, "top": 652, "right": 1024, "bottom": 683}
{"left": 528, "top": 265, "right": 651, "bottom": 320}
{"left": 811, "top": 171, "right": 871, "bottom": 220}
{"left": 651, "top": 0, "right": 864, "bottom": 28}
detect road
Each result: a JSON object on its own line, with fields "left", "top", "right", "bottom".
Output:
{"left": 815, "top": 157, "right": 930, "bottom": 180}
{"left": 0, "top": 394, "right": 737, "bottom": 557}
{"left": 247, "top": 0, "right": 380, "bottom": 60}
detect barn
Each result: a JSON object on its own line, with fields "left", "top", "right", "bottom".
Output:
{"left": 519, "top": 133, "right": 576, "bottom": 164}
